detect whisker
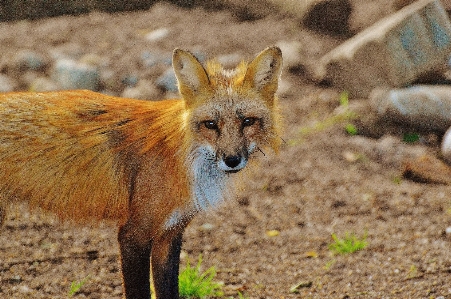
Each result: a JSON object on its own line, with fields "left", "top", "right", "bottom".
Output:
{"left": 257, "top": 147, "right": 266, "bottom": 156}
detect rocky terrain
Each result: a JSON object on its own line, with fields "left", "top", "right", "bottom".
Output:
{"left": 1, "top": 1, "right": 451, "bottom": 298}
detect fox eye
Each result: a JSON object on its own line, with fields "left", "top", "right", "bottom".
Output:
{"left": 203, "top": 120, "right": 218, "bottom": 130}
{"left": 242, "top": 117, "right": 256, "bottom": 127}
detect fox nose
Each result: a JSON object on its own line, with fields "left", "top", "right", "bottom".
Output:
{"left": 224, "top": 155, "right": 242, "bottom": 169}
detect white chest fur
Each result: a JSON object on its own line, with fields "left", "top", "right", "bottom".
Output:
{"left": 190, "top": 145, "right": 228, "bottom": 211}
{"left": 164, "top": 145, "right": 229, "bottom": 230}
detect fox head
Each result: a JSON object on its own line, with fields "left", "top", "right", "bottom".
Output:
{"left": 173, "top": 47, "right": 282, "bottom": 174}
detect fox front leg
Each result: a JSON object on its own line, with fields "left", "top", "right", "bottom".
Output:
{"left": 118, "top": 223, "right": 153, "bottom": 299}
{"left": 151, "top": 231, "right": 184, "bottom": 299}
{"left": 118, "top": 223, "right": 184, "bottom": 299}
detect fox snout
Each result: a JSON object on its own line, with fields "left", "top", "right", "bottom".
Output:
{"left": 219, "top": 153, "right": 248, "bottom": 173}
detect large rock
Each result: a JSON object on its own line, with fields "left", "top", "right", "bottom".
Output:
{"left": 370, "top": 85, "right": 451, "bottom": 132}
{"left": 315, "top": 0, "right": 451, "bottom": 98}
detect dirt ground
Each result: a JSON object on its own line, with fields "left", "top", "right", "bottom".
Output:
{"left": 1, "top": 2, "right": 451, "bottom": 298}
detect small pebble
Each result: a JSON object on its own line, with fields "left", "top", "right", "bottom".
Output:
{"left": 442, "top": 126, "right": 451, "bottom": 164}
{"left": 121, "top": 80, "right": 160, "bottom": 100}
{"left": 52, "top": 58, "right": 100, "bottom": 90}
{"left": 0, "top": 74, "right": 18, "bottom": 92}
{"left": 121, "top": 75, "right": 139, "bottom": 87}
{"left": 13, "top": 50, "right": 47, "bottom": 71}
{"left": 18, "top": 285, "right": 32, "bottom": 294}
{"left": 141, "top": 51, "right": 170, "bottom": 68}
{"left": 156, "top": 68, "right": 178, "bottom": 92}
{"left": 145, "top": 28, "right": 170, "bottom": 42}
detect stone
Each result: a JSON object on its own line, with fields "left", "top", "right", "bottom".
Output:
{"left": 316, "top": 0, "right": 451, "bottom": 98}
{"left": 121, "top": 75, "right": 139, "bottom": 87}
{"left": 144, "top": 28, "right": 170, "bottom": 42}
{"left": 12, "top": 50, "right": 47, "bottom": 71}
{"left": 141, "top": 51, "right": 161, "bottom": 68}
{"left": 402, "top": 154, "right": 451, "bottom": 184}
{"left": 52, "top": 58, "right": 100, "bottom": 91}
{"left": 121, "top": 80, "right": 161, "bottom": 100}
{"left": 371, "top": 85, "right": 451, "bottom": 132}
{"left": 155, "top": 68, "right": 178, "bottom": 92}
{"left": 441, "top": 126, "right": 451, "bottom": 163}
{"left": 0, "top": 74, "right": 18, "bottom": 92}
{"left": 265, "top": 0, "right": 352, "bottom": 35}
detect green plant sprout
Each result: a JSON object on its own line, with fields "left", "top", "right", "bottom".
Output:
{"left": 403, "top": 132, "right": 420, "bottom": 143}
{"left": 329, "top": 232, "right": 368, "bottom": 255}
{"left": 339, "top": 91, "right": 349, "bottom": 106}
{"left": 340, "top": 91, "right": 358, "bottom": 136}
{"left": 68, "top": 275, "right": 90, "bottom": 297}
{"left": 179, "top": 255, "right": 223, "bottom": 299}
{"left": 345, "top": 123, "right": 358, "bottom": 135}
{"left": 237, "top": 291, "right": 249, "bottom": 299}
{"left": 392, "top": 175, "right": 403, "bottom": 184}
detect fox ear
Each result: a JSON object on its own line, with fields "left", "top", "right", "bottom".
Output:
{"left": 243, "top": 46, "right": 283, "bottom": 105}
{"left": 172, "top": 49, "right": 210, "bottom": 106}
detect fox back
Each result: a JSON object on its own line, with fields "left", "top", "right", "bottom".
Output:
{"left": 0, "top": 92, "right": 187, "bottom": 224}
{"left": 0, "top": 47, "right": 283, "bottom": 299}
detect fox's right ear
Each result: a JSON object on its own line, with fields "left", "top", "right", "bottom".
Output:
{"left": 172, "top": 49, "right": 211, "bottom": 106}
{"left": 243, "top": 46, "right": 283, "bottom": 107}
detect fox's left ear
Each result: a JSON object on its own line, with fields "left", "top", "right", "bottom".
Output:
{"left": 243, "top": 46, "right": 283, "bottom": 105}
{"left": 172, "top": 49, "right": 211, "bottom": 106}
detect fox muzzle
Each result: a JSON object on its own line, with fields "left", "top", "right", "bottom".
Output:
{"left": 219, "top": 154, "right": 248, "bottom": 173}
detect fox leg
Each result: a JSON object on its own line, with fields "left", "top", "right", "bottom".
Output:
{"left": 151, "top": 230, "right": 184, "bottom": 299}
{"left": 118, "top": 223, "right": 153, "bottom": 299}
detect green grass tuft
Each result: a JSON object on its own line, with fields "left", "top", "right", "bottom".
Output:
{"left": 237, "top": 291, "right": 249, "bottom": 299}
{"left": 339, "top": 91, "right": 349, "bottom": 106}
{"left": 68, "top": 275, "right": 89, "bottom": 297}
{"left": 345, "top": 123, "right": 358, "bottom": 135}
{"left": 403, "top": 133, "right": 420, "bottom": 143}
{"left": 179, "top": 255, "right": 223, "bottom": 299}
{"left": 329, "top": 232, "right": 368, "bottom": 255}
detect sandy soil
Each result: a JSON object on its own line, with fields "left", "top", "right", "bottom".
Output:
{"left": 1, "top": 2, "right": 451, "bottom": 298}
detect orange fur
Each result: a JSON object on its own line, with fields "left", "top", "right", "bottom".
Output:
{"left": 0, "top": 46, "right": 283, "bottom": 299}
{"left": 0, "top": 91, "right": 188, "bottom": 225}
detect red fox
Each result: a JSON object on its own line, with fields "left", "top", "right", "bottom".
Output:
{"left": 0, "top": 46, "right": 282, "bottom": 299}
